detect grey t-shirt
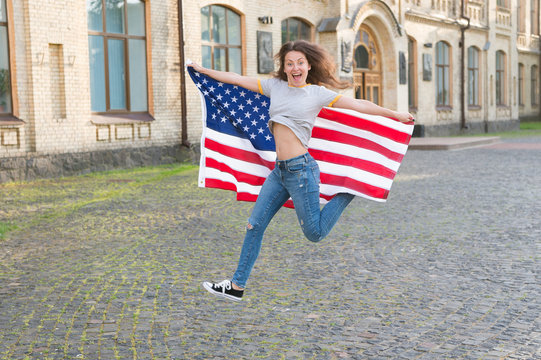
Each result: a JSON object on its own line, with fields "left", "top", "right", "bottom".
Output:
{"left": 258, "top": 78, "right": 342, "bottom": 148}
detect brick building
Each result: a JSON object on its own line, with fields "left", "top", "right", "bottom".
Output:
{"left": 0, "top": 0, "right": 540, "bottom": 182}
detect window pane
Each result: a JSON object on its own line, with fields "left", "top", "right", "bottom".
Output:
{"left": 88, "top": 35, "right": 106, "bottom": 112}
{"left": 0, "top": 0, "right": 6, "bottom": 22}
{"left": 468, "top": 70, "right": 473, "bottom": 105}
{"left": 87, "top": 0, "right": 103, "bottom": 31}
{"left": 228, "top": 47, "right": 241, "bottom": 74}
{"left": 354, "top": 46, "right": 369, "bottom": 68}
{"left": 202, "top": 45, "right": 211, "bottom": 68}
{"left": 373, "top": 87, "right": 379, "bottom": 105}
{"left": 227, "top": 9, "right": 241, "bottom": 45}
{"left": 288, "top": 19, "right": 299, "bottom": 41}
{"left": 281, "top": 20, "right": 287, "bottom": 43}
{"left": 437, "top": 67, "right": 443, "bottom": 104}
{"left": 108, "top": 38, "right": 126, "bottom": 109}
{"left": 300, "top": 22, "right": 311, "bottom": 41}
{"left": 129, "top": 39, "right": 147, "bottom": 111}
{"left": 443, "top": 44, "right": 449, "bottom": 65}
{"left": 444, "top": 67, "right": 449, "bottom": 104}
{"left": 212, "top": 6, "right": 226, "bottom": 44}
{"left": 213, "top": 47, "right": 226, "bottom": 71}
{"left": 127, "top": 0, "right": 145, "bottom": 36}
{"left": 201, "top": 6, "right": 210, "bottom": 42}
{"left": 106, "top": 0, "right": 125, "bottom": 34}
{"left": 0, "top": 26, "right": 11, "bottom": 113}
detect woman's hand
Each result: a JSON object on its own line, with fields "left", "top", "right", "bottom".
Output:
{"left": 186, "top": 62, "right": 260, "bottom": 93}
{"left": 187, "top": 62, "right": 205, "bottom": 73}
{"left": 394, "top": 112, "right": 415, "bottom": 123}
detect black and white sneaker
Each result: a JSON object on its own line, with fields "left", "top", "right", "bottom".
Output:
{"left": 202, "top": 280, "right": 244, "bottom": 301}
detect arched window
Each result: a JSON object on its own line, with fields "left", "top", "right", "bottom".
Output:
{"left": 495, "top": 50, "right": 506, "bottom": 106}
{"left": 281, "top": 17, "right": 311, "bottom": 43}
{"left": 0, "top": 0, "right": 12, "bottom": 115}
{"left": 436, "top": 41, "right": 451, "bottom": 107}
{"left": 467, "top": 46, "right": 480, "bottom": 106}
{"left": 518, "top": 63, "right": 524, "bottom": 106}
{"left": 532, "top": 65, "right": 539, "bottom": 106}
{"left": 87, "top": 0, "right": 149, "bottom": 113}
{"left": 353, "top": 26, "right": 381, "bottom": 105}
{"left": 201, "top": 5, "right": 242, "bottom": 74}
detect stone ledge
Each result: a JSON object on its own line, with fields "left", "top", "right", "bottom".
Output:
{"left": 409, "top": 136, "right": 501, "bottom": 150}
{"left": 0, "top": 144, "right": 200, "bottom": 183}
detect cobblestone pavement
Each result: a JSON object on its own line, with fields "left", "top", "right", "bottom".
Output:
{"left": 0, "top": 136, "right": 540, "bottom": 360}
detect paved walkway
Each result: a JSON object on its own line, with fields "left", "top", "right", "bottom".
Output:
{"left": 0, "top": 136, "right": 540, "bottom": 360}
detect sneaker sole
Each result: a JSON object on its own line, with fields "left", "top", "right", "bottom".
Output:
{"left": 202, "top": 282, "right": 242, "bottom": 302}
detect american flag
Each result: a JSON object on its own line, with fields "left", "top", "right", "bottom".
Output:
{"left": 188, "top": 67, "right": 413, "bottom": 207}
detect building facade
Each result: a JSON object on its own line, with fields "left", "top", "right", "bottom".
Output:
{"left": 0, "top": 0, "right": 539, "bottom": 182}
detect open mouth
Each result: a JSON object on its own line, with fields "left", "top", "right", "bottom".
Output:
{"left": 292, "top": 74, "right": 302, "bottom": 80}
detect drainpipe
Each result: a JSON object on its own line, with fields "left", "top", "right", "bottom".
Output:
{"left": 178, "top": 0, "right": 190, "bottom": 147}
{"left": 459, "top": 0, "right": 470, "bottom": 131}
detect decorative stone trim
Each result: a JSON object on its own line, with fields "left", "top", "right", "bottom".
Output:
{"left": 91, "top": 113, "right": 154, "bottom": 143}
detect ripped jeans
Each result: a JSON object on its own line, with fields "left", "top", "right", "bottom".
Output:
{"left": 231, "top": 153, "right": 354, "bottom": 288}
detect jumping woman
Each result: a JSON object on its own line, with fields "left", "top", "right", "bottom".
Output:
{"left": 188, "top": 40, "right": 414, "bottom": 301}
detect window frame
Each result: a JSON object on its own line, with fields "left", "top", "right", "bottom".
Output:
{"left": 467, "top": 46, "right": 480, "bottom": 107}
{"left": 87, "top": 0, "right": 153, "bottom": 116}
{"left": 281, "top": 17, "right": 313, "bottom": 44}
{"left": 518, "top": 63, "right": 524, "bottom": 106}
{"left": 0, "top": 0, "right": 19, "bottom": 121}
{"left": 532, "top": 65, "right": 539, "bottom": 106}
{"left": 435, "top": 41, "right": 452, "bottom": 108}
{"left": 495, "top": 50, "right": 506, "bottom": 106}
{"left": 201, "top": 5, "right": 244, "bottom": 74}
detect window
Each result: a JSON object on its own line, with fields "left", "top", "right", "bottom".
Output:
{"left": 436, "top": 41, "right": 451, "bottom": 107}
{"left": 495, "top": 51, "right": 506, "bottom": 106}
{"left": 518, "top": 0, "right": 526, "bottom": 32}
{"left": 532, "top": 0, "right": 540, "bottom": 35}
{"left": 408, "top": 37, "right": 417, "bottom": 109}
{"left": 87, "top": 0, "right": 148, "bottom": 113}
{"left": 467, "top": 47, "right": 479, "bottom": 106}
{"left": 532, "top": 65, "right": 539, "bottom": 106}
{"left": 281, "top": 17, "right": 311, "bottom": 44}
{"left": 0, "top": 0, "right": 11, "bottom": 114}
{"left": 497, "top": 0, "right": 509, "bottom": 8}
{"left": 518, "top": 63, "right": 524, "bottom": 106}
{"left": 201, "top": 5, "right": 242, "bottom": 74}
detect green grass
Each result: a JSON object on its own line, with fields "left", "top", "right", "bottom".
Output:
{"left": 0, "top": 222, "right": 17, "bottom": 240}
{"left": 462, "top": 121, "right": 541, "bottom": 138}
{"left": 0, "top": 162, "right": 197, "bottom": 241}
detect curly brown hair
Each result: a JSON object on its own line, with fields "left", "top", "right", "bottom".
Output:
{"left": 274, "top": 40, "right": 350, "bottom": 89}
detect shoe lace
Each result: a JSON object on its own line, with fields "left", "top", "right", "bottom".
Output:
{"left": 216, "top": 280, "right": 231, "bottom": 291}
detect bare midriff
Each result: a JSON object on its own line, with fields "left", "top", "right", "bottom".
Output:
{"left": 272, "top": 122, "right": 308, "bottom": 160}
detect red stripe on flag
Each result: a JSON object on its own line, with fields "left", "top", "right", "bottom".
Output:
{"left": 308, "top": 148, "right": 396, "bottom": 179}
{"left": 205, "top": 157, "right": 267, "bottom": 186}
{"left": 317, "top": 108, "right": 412, "bottom": 144}
{"left": 319, "top": 173, "right": 389, "bottom": 199}
{"left": 311, "top": 127, "right": 405, "bottom": 162}
{"left": 205, "top": 138, "right": 275, "bottom": 170}
{"left": 205, "top": 178, "right": 238, "bottom": 192}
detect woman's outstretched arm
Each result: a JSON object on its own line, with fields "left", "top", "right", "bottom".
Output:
{"left": 188, "top": 62, "right": 260, "bottom": 93}
{"left": 332, "top": 96, "right": 414, "bottom": 123}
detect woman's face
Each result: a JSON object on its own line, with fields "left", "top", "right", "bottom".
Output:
{"left": 283, "top": 50, "right": 311, "bottom": 87}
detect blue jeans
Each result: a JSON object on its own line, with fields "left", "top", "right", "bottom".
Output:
{"left": 231, "top": 153, "right": 354, "bottom": 288}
